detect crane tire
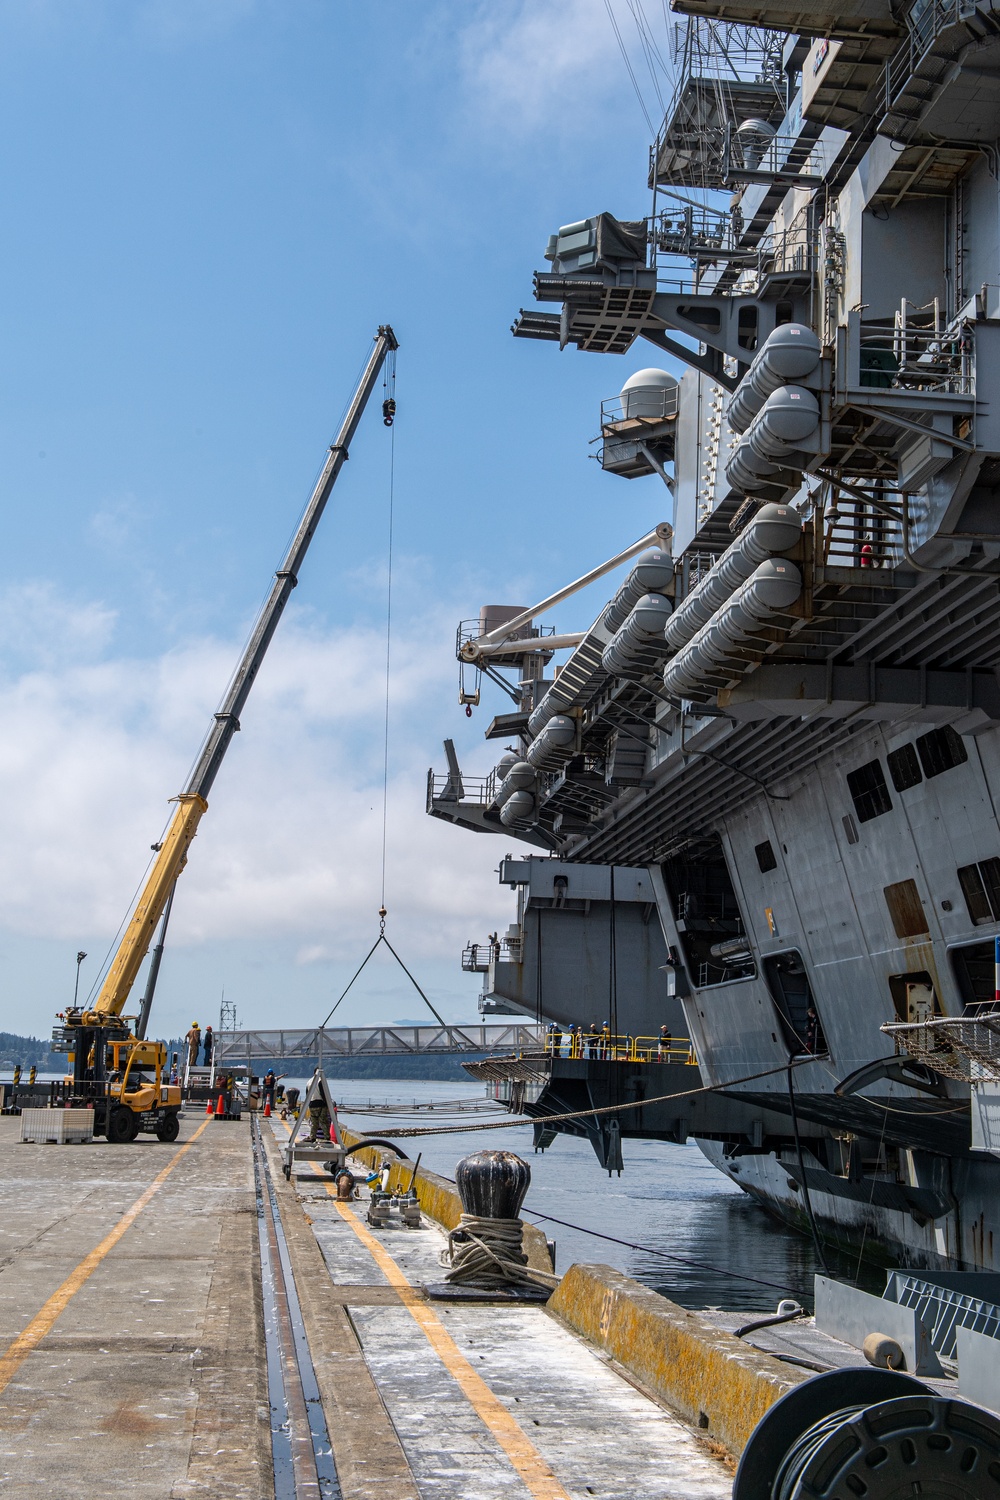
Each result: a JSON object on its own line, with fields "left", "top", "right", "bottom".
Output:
{"left": 155, "top": 1113, "right": 180, "bottom": 1144}
{"left": 107, "top": 1106, "right": 137, "bottom": 1145}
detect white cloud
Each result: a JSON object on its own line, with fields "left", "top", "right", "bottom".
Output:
{"left": 459, "top": 0, "right": 622, "bottom": 133}
{"left": 0, "top": 582, "right": 117, "bottom": 670}
{"left": 0, "top": 582, "right": 507, "bottom": 975}
{"left": 458, "top": 0, "right": 668, "bottom": 136}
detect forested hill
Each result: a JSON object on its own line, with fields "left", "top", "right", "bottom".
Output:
{"left": 267, "top": 1055, "right": 490, "bottom": 1081}
{"left": 0, "top": 1032, "right": 62, "bottom": 1069}
{"left": 0, "top": 1036, "right": 493, "bottom": 1082}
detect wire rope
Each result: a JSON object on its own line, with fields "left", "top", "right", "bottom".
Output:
{"left": 855, "top": 1099, "right": 890, "bottom": 1282}
{"left": 520, "top": 1208, "right": 806, "bottom": 1297}
{"left": 380, "top": 354, "right": 396, "bottom": 911}
{"left": 603, "top": 0, "right": 657, "bottom": 137}
{"left": 313, "top": 346, "right": 445, "bottom": 1035}
{"left": 349, "top": 1056, "right": 817, "bottom": 1138}
{"left": 626, "top": 0, "right": 666, "bottom": 114}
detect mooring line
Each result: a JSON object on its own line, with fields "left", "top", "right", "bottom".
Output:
{"left": 350, "top": 1055, "right": 817, "bottom": 1139}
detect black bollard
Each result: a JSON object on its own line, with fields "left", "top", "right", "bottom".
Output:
{"left": 455, "top": 1149, "right": 531, "bottom": 1220}
{"left": 428, "top": 1149, "right": 551, "bottom": 1303}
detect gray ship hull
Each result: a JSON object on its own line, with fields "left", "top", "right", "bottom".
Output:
{"left": 434, "top": 5, "right": 1000, "bottom": 1273}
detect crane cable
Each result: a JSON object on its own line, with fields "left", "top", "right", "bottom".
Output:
{"left": 380, "top": 347, "right": 396, "bottom": 912}
{"left": 318, "top": 350, "right": 446, "bottom": 1033}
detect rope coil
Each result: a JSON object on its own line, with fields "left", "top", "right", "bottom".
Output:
{"left": 442, "top": 1213, "right": 558, "bottom": 1291}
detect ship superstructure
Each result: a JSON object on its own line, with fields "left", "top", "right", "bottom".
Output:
{"left": 429, "top": 2, "right": 1000, "bottom": 1271}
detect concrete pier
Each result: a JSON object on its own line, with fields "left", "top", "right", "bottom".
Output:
{"left": 0, "top": 1109, "right": 754, "bottom": 1498}
{"left": 0, "top": 1113, "right": 270, "bottom": 1499}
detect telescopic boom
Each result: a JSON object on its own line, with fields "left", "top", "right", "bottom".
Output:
{"left": 82, "top": 325, "right": 398, "bottom": 1023}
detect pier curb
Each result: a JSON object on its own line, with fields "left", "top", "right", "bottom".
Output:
{"left": 339, "top": 1128, "right": 555, "bottom": 1275}
{"left": 548, "top": 1263, "right": 806, "bottom": 1456}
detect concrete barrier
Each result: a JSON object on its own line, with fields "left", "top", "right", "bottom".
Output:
{"left": 549, "top": 1263, "right": 806, "bottom": 1456}
{"left": 338, "top": 1127, "right": 554, "bottom": 1276}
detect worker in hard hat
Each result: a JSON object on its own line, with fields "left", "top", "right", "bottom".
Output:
{"left": 185, "top": 1022, "right": 201, "bottom": 1069}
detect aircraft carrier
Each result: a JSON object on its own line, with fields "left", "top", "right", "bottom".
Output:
{"left": 429, "top": 0, "right": 1000, "bottom": 1273}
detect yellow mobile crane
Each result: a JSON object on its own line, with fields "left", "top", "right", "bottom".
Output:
{"left": 53, "top": 327, "right": 398, "bottom": 1143}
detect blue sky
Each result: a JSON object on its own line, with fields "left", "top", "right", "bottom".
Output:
{"left": 0, "top": 0, "right": 678, "bottom": 1041}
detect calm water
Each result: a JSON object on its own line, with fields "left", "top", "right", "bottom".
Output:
{"left": 287, "top": 1075, "right": 857, "bottom": 1313}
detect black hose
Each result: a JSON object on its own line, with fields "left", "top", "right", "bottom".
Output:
{"left": 345, "top": 1136, "right": 411, "bottom": 1161}
{"left": 734, "top": 1306, "right": 804, "bottom": 1338}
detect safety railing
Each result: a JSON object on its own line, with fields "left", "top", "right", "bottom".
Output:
{"left": 883, "top": 1011, "right": 1000, "bottom": 1082}
{"left": 823, "top": 503, "right": 901, "bottom": 569}
{"left": 461, "top": 940, "right": 502, "bottom": 973}
{"left": 600, "top": 386, "right": 680, "bottom": 431}
{"left": 887, "top": 1271, "right": 1000, "bottom": 1360}
{"left": 858, "top": 307, "right": 972, "bottom": 395}
{"left": 755, "top": 219, "right": 819, "bottom": 280}
{"left": 722, "top": 129, "right": 823, "bottom": 185}
{"left": 456, "top": 619, "right": 555, "bottom": 658}
{"left": 427, "top": 771, "right": 491, "bottom": 806}
{"left": 650, "top": 204, "right": 734, "bottom": 262}
{"left": 543, "top": 1031, "right": 696, "bottom": 1064}
{"left": 879, "top": 0, "right": 969, "bottom": 124}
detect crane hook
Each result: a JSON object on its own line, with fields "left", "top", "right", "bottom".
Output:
{"left": 382, "top": 398, "right": 396, "bottom": 427}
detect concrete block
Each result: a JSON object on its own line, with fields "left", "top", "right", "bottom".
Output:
{"left": 19, "top": 1107, "right": 94, "bottom": 1144}
{"left": 814, "top": 1274, "right": 942, "bottom": 1375}
{"left": 957, "top": 1325, "right": 1000, "bottom": 1413}
{"left": 549, "top": 1261, "right": 804, "bottom": 1456}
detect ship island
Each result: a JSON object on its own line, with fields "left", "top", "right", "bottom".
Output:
{"left": 429, "top": 0, "right": 1000, "bottom": 1277}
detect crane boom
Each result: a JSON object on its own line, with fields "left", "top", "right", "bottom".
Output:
{"left": 83, "top": 325, "right": 398, "bottom": 1022}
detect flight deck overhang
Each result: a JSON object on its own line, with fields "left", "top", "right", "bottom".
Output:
{"left": 719, "top": 662, "right": 1000, "bottom": 735}
{"left": 667, "top": 1, "right": 904, "bottom": 42}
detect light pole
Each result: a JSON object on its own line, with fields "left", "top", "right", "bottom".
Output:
{"left": 73, "top": 951, "right": 87, "bottom": 1008}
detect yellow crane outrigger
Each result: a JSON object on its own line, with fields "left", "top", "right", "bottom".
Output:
{"left": 54, "top": 327, "right": 398, "bottom": 1143}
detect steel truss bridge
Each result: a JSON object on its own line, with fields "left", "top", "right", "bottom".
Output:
{"left": 215, "top": 1023, "right": 544, "bottom": 1064}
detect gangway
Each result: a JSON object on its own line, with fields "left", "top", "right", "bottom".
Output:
{"left": 215, "top": 1022, "right": 545, "bottom": 1064}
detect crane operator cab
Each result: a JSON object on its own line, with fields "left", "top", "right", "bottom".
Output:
{"left": 53, "top": 1012, "right": 182, "bottom": 1144}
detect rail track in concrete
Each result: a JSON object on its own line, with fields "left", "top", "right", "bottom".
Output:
{"left": 251, "top": 1114, "right": 342, "bottom": 1499}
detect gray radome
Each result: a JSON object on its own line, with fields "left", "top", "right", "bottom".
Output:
{"left": 620, "top": 367, "right": 678, "bottom": 421}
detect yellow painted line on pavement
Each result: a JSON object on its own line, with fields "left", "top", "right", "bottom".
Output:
{"left": 328, "top": 1186, "right": 572, "bottom": 1500}
{"left": 0, "top": 1117, "right": 211, "bottom": 1398}
{"left": 278, "top": 1116, "right": 570, "bottom": 1497}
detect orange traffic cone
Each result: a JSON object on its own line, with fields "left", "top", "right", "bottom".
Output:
{"left": 205, "top": 1098, "right": 213, "bottom": 1115}
{"left": 263, "top": 1098, "right": 271, "bottom": 1118}
{"left": 215, "top": 1093, "right": 226, "bottom": 1117}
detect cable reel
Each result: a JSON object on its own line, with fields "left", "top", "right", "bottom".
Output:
{"left": 733, "top": 1368, "right": 1000, "bottom": 1500}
